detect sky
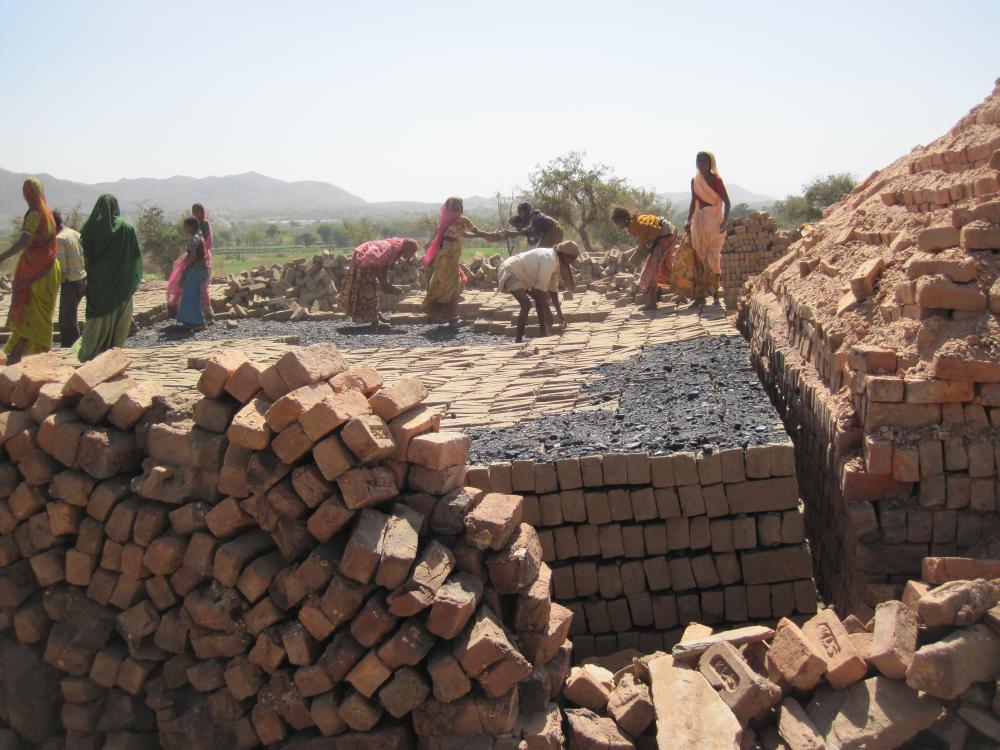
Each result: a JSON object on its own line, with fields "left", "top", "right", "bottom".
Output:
{"left": 1, "top": 0, "right": 998, "bottom": 204}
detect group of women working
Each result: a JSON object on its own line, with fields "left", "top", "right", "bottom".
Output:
{"left": 1, "top": 177, "right": 215, "bottom": 364}
{"left": 339, "top": 150, "right": 732, "bottom": 334}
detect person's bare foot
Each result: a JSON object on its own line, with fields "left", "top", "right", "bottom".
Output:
{"left": 377, "top": 312, "right": 392, "bottom": 324}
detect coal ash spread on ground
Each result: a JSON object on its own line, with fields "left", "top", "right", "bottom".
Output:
{"left": 467, "top": 335, "right": 787, "bottom": 463}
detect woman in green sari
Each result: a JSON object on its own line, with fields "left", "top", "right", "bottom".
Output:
{"left": 77, "top": 194, "right": 143, "bottom": 361}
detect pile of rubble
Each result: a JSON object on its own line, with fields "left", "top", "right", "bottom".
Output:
{"left": 739, "top": 79, "right": 1000, "bottom": 615}
{"left": 0, "top": 344, "right": 572, "bottom": 748}
{"left": 559, "top": 556, "right": 1000, "bottom": 748}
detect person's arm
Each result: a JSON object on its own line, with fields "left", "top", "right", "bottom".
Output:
{"left": 548, "top": 290, "right": 564, "bottom": 326}
{"left": 0, "top": 231, "right": 30, "bottom": 264}
{"left": 463, "top": 219, "right": 487, "bottom": 238}
{"left": 685, "top": 180, "right": 696, "bottom": 233}
{"left": 720, "top": 184, "right": 732, "bottom": 233}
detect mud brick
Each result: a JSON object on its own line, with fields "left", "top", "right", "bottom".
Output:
{"left": 668, "top": 557, "right": 696, "bottom": 591}
{"left": 195, "top": 350, "right": 248, "bottom": 399}
{"left": 489, "top": 522, "right": 543, "bottom": 594}
{"left": 741, "top": 546, "right": 813, "bottom": 585}
{"left": 714, "top": 448, "right": 745, "bottom": 485}
{"left": 294, "top": 658, "right": 334, "bottom": 698}
{"left": 277, "top": 344, "right": 347, "bottom": 392}
{"left": 692, "top": 554, "right": 721, "bottom": 589}
{"left": 727, "top": 477, "right": 798, "bottom": 514}
{"left": 625, "top": 489, "right": 655, "bottom": 523}
{"left": 532, "top": 493, "right": 559, "bottom": 527}
{"left": 762, "top": 618, "right": 825, "bottom": 690}
{"left": 408, "top": 463, "right": 465, "bottom": 495}
{"left": 574, "top": 455, "right": 600, "bottom": 488}
{"left": 711, "top": 518, "right": 734, "bottom": 552}
{"left": 152, "top": 606, "right": 190, "bottom": 654}
{"left": 635, "top": 557, "right": 666, "bottom": 593}
{"left": 243, "top": 596, "right": 283, "bottom": 637}
{"left": 607, "top": 488, "right": 631, "bottom": 521}
{"left": 338, "top": 508, "right": 388, "bottom": 584}
{"left": 279, "top": 621, "right": 319, "bottom": 666}
{"left": 944, "top": 474, "right": 970, "bottom": 509}
{"left": 47, "top": 500, "right": 83, "bottom": 537}
{"left": 969, "top": 478, "right": 996, "bottom": 512}
{"left": 142, "top": 534, "right": 186, "bottom": 576}
{"left": 641, "top": 523, "right": 666, "bottom": 558}
{"left": 700, "top": 641, "right": 781, "bottom": 725}
{"left": 248, "top": 627, "right": 287, "bottom": 673}
{"left": 180, "top": 533, "right": 218, "bottom": 580}
{"left": 306, "top": 498, "right": 354, "bottom": 545}
{"left": 703, "top": 484, "right": 729, "bottom": 518}
{"left": 665, "top": 517, "right": 690, "bottom": 552}
{"left": 689, "top": 516, "right": 711, "bottom": 549}
{"left": 781, "top": 507, "right": 806, "bottom": 545}
{"left": 114, "top": 656, "right": 155, "bottom": 695}
{"left": 76, "top": 375, "right": 134, "bottom": 425}
{"left": 733, "top": 516, "right": 756, "bottom": 549}
{"left": 144, "top": 574, "right": 177, "bottom": 610}
{"left": 227, "top": 397, "right": 273, "bottom": 451}
{"left": 5, "top": 426, "right": 36, "bottom": 463}
{"left": 233, "top": 551, "right": 284, "bottom": 604}
{"left": 583, "top": 491, "right": 611, "bottom": 525}
{"left": 678, "top": 485, "right": 705, "bottom": 517}
{"left": 191, "top": 396, "right": 238, "bottom": 436}
{"left": 268, "top": 424, "right": 311, "bottom": 465}
{"left": 907, "top": 623, "right": 1000, "bottom": 699}
{"left": 89, "top": 644, "right": 128, "bottom": 688}
{"left": 269, "top": 565, "right": 308, "bottom": 610}
{"left": 132, "top": 503, "right": 169, "bottom": 544}
{"left": 9, "top": 481, "right": 46, "bottom": 521}
{"left": 362, "top": 376, "right": 426, "bottom": 423}
{"left": 668, "top": 453, "right": 696, "bottom": 486}
{"left": 426, "top": 487, "right": 478, "bottom": 537}
{"left": 376, "top": 504, "right": 423, "bottom": 589}
{"left": 86, "top": 568, "right": 117, "bottom": 606}
{"left": 549, "top": 565, "right": 575, "bottom": 601}
{"left": 598, "top": 523, "right": 624, "bottom": 558}
{"left": 601, "top": 453, "right": 627, "bottom": 485}
{"left": 542, "top": 526, "right": 571, "bottom": 562}
{"left": 318, "top": 572, "right": 370, "bottom": 629}
{"left": 30, "top": 546, "right": 66, "bottom": 586}
{"left": 169, "top": 565, "right": 203, "bottom": 598}
{"left": 18, "top": 449, "right": 59, "bottom": 486}
{"left": 118, "top": 541, "right": 148, "bottom": 580}
{"left": 464, "top": 492, "right": 522, "bottom": 551}
{"left": 676, "top": 593, "right": 701, "bottom": 626}
{"left": 214, "top": 530, "right": 273, "bottom": 587}
{"left": 594, "top": 563, "right": 621, "bottom": 599}
{"left": 293, "top": 544, "right": 338, "bottom": 593}
{"left": 772, "top": 582, "right": 798, "bottom": 618}
{"left": 801, "top": 609, "right": 867, "bottom": 689}
{"left": 621, "top": 525, "right": 645, "bottom": 558}
{"left": 866, "top": 600, "right": 917, "bottom": 680}
{"left": 554, "top": 457, "right": 582, "bottom": 490}
{"left": 568, "top": 528, "right": 594, "bottom": 561}
{"left": 63, "top": 348, "right": 130, "bottom": 396}
{"left": 629, "top": 591, "right": 653, "bottom": 627}
{"left": 387, "top": 539, "right": 455, "bottom": 617}
{"left": 337, "top": 466, "right": 398, "bottom": 509}
{"left": 13, "top": 595, "right": 49, "bottom": 643}
{"left": 919, "top": 578, "right": 997, "bottom": 626}
{"left": 932, "top": 509, "right": 957, "bottom": 542}
{"left": 66, "top": 549, "right": 98, "bottom": 586}
{"left": 270, "top": 516, "right": 310, "bottom": 560}
{"left": 344, "top": 592, "right": 395, "bottom": 648}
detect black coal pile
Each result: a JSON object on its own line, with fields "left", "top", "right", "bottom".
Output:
{"left": 467, "top": 335, "right": 787, "bottom": 463}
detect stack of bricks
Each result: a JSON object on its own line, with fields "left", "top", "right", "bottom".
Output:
{"left": 565, "top": 555, "right": 1000, "bottom": 749}
{"left": 0, "top": 343, "right": 571, "bottom": 749}
{"left": 738, "top": 80, "right": 1000, "bottom": 620}
{"left": 720, "top": 212, "right": 795, "bottom": 308}
{"left": 464, "top": 443, "right": 819, "bottom": 662}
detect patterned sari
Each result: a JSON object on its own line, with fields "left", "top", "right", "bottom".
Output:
{"left": 339, "top": 238, "right": 415, "bottom": 323}
{"left": 690, "top": 172, "right": 726, "bottom": 300}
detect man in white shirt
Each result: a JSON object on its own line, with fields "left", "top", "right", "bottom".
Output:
{"left": 497, "top": 240, "right": 579, "bottom": 342}
{"left": 53, "top": 211, "right": 87, "bottom": 347}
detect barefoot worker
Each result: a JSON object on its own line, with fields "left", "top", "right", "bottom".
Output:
{"left": 507, "top": 202, "right": 564, "bottom": 249}
{"left": 339, "top": 237, "right": 419, "bottom": 324}
{"left": 611, "top": 207, "right": 676, "bottom": 310}
{"left": 497, "top": 240, "right": 578, "bottom": 342}
{"left": 0, "top": 177, "right": 61, "bottom": 363}
{"left": 54, "top": 210, "right": 86, "bottom": 348}
{"left": 421, "top": 196, "right": 487, "bottom": 330}
{"left": 167, "top": 202, "right": 215, "bottom": 322}
{"left": 78, "top": 194, "right": 143, "bottom": 361}
{"left": 684, "top": 151, "right": 730, "bottom": 305}
{"left": 176, "top": 217, "right": 209, "bottom": 331}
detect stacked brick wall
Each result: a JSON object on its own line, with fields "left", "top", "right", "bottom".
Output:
{"left": 720, "top": 213, "right": 795, "bottom": 308}
{"left": 465, "top": 443, "right": 819, "bottom": 662}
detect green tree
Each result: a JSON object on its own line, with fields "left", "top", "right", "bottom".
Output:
{"left": 265, "top": 224, "right": 280, "bottom": 242}
{"left": 527, "top": 151, "right": 663, "bottom": 254}
{"left": 296, "top": 231, "right": 317, "bottom": 247}
{"left": 316, "top": 223, "right": 336, "bottom": 244}
{"left": 771, "top": 173, "right": 857, "bottom": 228}
{"left": 730, "top": 203, "right": 751, "bottom": 221}
{"left": 342, "top": 218, "right": 378, "bottom": 247}
{"left": 135, "top": 203, "right": 184, "bottom": 276}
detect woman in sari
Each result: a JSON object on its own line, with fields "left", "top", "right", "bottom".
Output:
{"left": 684, "top": 151, "right": 730, "bottom": 305}
{"left": 611, "top": 207, "right": 676, "bottom": 311}
{"left": 421, "top": 196, "right": 486, "bottom": 329}
{"left": 339, "top": 237, "right": 419, "bottom": 324}
{"left": 177, "top": 218, "right": 209, "bottom": 331}
{"left": 77, "top": 194, "right": 143, "bottom": 361}
{"left": 166, "top": 202, "right": 215, "bottom": 321}
{"left": 0, "top": 178, "right": 61, "bottom": 363}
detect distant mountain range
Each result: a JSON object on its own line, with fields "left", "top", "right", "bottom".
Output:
{"left": 0, "top": 167, "right": 774, "bottom": 222}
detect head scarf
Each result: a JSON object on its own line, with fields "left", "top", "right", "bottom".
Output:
{"left": 399, "top": 238, "right": 419, "bottom": 260}
{"left": 698, "top": 151, "right": 722, "bottom": 178}
{"left": 554, "top": 240, "right": 581, "bottom": 258}
{"left": 10, "top": 178, "right": 58, "bottom": 325}
{"left": 422, "top": 197, "right": 462, "bottom": 268}
{"left": 80, "top": 194, "right": 143, "bottom": 318}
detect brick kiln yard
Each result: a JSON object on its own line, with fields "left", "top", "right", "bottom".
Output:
{"left": 0, "top": 83, "right": 998, "bottom": 749}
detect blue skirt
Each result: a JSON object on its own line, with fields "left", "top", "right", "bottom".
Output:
{"left": 177, "top": 266, "right": 208, "bottom": 325}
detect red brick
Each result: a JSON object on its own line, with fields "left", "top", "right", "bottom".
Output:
{"left": 276, "top": 342, "right": 347, "bottom": 390}
{"left": 227, "top": 397, "right": 273, "bottom": 451}
{"left": 312, "top": 433, "right": 355, "bottom": 481}
{"left": 407, "top": 431, "right": 470, "bottom": 470}
{"left": 64, "top": 349, "right": 131, "bottom": 397}
{"left": 368, "top": 376, "right": 428, "bottom": 421}
{"left": 330, "top": 365, "right": 383, "bottom": 395}
{"left": 341, "top": 414, "right": 396, "bottom": 463}
{"left": 386, "top": 539, "right": 455, "bottom": 617}
{"left": 337, "top": 466, "right": 398, "bottom": 509}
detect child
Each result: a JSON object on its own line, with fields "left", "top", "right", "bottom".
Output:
{"left": 177, "top": 217, "right": 208, "bottom": 331}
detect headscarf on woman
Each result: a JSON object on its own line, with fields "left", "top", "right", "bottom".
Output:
{"left": 80, "top": 194, "right": 143, "bottom": 318}
{"left": 354, "top": 237, "right": 419, "bottom": 269}
{"left": 421, "top": 197, "right": 463, "bottom": 269}
{"left": 10, "top": 178, "right": 58, "bottom": 325}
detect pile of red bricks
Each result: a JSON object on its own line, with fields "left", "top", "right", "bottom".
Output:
{"left": 0, "top": 344, "right": 570, "bottom": 749}
{"left": 720, "top": 213, "right": 796, "bottom": 308}
{"left": 464, "top": 443, "right": 819, "bottom": 661}
{"left": 738, "top": 80, "right": 1000, "bottom": 619}
{"left": 561, "top": 556, "right": 1000, "bottom": 748}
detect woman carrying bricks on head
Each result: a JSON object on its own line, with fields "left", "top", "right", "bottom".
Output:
{"left": 611, "top": 207, "right": 676, "bottom": 311}
{"left": 0, "top": 177, "right": 62, "bottom": 363}
{"left": 685, "top": 151, "right": 730, "bottom": 306}
{"left": 339, "top": 237, "right": 419, "bottom": 324}
{"left": 77, "top": 194, "right": 143, "bottom": 361}
{"left": 421, "top": 196, "right": 487, "bottom": 329}
{"left": 507, "top": 202, "right": 564, "bottom": 250}
{"left": 497, "top": 241, "right": 579, "bottom": 342}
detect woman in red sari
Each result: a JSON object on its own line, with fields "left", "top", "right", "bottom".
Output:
{"left": 684, "top": 151, "right": 731, "bottom": 305}
{"left": 339, "top": 237, "right": 419, "bottom": 324}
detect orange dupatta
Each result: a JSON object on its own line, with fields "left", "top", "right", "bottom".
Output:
{"left": 11, "top": 178, "right": 58, "bottom": 325}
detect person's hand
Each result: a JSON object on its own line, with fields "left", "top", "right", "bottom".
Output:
{"left": 558, "top": 313, "right": 566, "bottom": 329}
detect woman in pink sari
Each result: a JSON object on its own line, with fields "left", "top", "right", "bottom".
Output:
{"left": 339, "top": 237, "right": 419, "bottom": 324}
{"left": 684, "top": 151, "right": 731, "bottom": 305}
{"left": 167, "top": 203, "right": 214, "bottom": 321}
{"left": 420, "top": 196, "right": 486, "bottom": 328}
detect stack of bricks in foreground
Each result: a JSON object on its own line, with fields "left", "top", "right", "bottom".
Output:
{"left": 556, "top": 556, "right": 1000, "bottom": 749}
{"left": 737, "top": 82, "right": 1000, "bottom": 618}
{"left": 0, "top": 344, "right": 570, "bottom": 749}
{"left": 465, "top": 441, "right": 819, "bottom": 661}
{"left": 720, "top": 213, "right": 796, "bottom": 308}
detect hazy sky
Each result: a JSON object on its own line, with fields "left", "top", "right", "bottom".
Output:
{"left": 1, "top": 1, "right": 997, "bottom": 203}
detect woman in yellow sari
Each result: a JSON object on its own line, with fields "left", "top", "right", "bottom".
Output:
{"left": 420, "top": 196, "right": 486, "bottom": 329}
{"left": 684, "top": 151, "right": 731, "bottom": 305}
{"left": 0, "top": 178, "right": 62, "bottom": 363}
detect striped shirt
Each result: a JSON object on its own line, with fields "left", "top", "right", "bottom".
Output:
{"left": 56, "top": 227, "right": 86, "bottom": 282}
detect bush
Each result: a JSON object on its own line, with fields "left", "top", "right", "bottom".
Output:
{"left": 135, "top": 204, "right": 184, "bottom": 277}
